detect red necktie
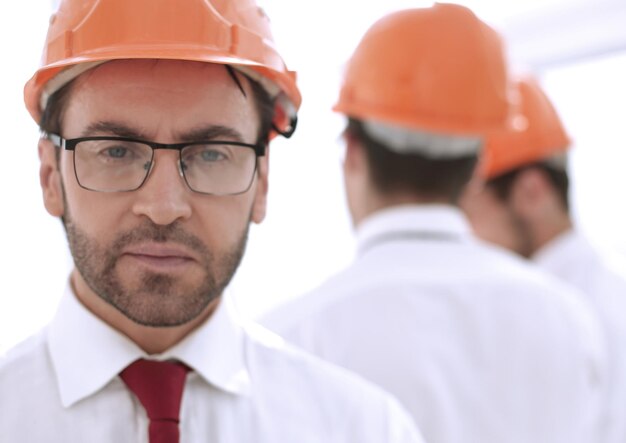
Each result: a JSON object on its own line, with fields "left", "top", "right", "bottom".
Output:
{"left": 120, "top": 359, "right": 190, "bottom": 443}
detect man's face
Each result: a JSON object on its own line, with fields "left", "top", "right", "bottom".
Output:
{"left": 40, "top": 59, "right": 268, "bottom": 327}
{"left": 460, "top": 182, "right": 532, "bottom": 257}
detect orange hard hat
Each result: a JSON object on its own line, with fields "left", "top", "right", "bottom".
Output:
{"left": 481, "top": 77, "right": 571, "bottom": 179}
{"left": 334, "top": 3, "right": 512, "bottom": 137}
{"left": 24, "top": 0, "right": 301, "bottom": 137}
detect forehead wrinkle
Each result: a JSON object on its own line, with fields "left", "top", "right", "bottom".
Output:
{"left": 74, "top": 59, "right": 242, "bottom": 97}
{"left": 65, "top": 60, "right": 260, "bottom": 142}
{"left": 69, "top": 59, "right": 255, "bottom": 102}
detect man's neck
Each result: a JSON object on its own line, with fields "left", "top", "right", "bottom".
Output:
{"left": 70, "top": 270, "right": 218, "bottom": 355}
{"left": 530, "top": 213, "right": 573, "bottom": 257}
{"left": 353, "top": 193, "right": 453, "bottom": 228}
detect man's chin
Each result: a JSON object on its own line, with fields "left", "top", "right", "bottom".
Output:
{"left": 112, "top": 300, "right": 210, "bottom": 328}
{"left": 103, "top": 285, "right": 219, "bottom": 328}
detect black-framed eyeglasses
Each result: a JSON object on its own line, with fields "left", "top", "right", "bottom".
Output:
{"left": 44, "top": 133, "right": 266, "bottom": 195}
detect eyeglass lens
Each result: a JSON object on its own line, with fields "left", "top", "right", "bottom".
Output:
{"left": 73, "top": 139, "right": 257, "bottom": 194}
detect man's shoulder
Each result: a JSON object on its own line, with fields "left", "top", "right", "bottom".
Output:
{"left": 1, "top": 330, "right": 50, "bottom": 375}
{"left": 263, "top": 239, "right": 601, "bottom": 358}
{"left": 587, "top": 244, "right": 626, "bottom": 290}
{"left": 244, "top": 320, "right": 390, "bottom": 398}
{"left": 267, "top": 239, "right": 590, "bottom": 320}
{"left": 236, "top": 323, "right": 422, "bottom": 443}
{"left": 461, "top": 242, "right": 602, "bottom": 333}
{"left": 0, "top": 329, "right": 59, "bottom": 406}
{"left": 240, "top": 321, "right": 423, "bottom": 441}
{"left": 469, "top": 239, "right": 589, "bottom": 299}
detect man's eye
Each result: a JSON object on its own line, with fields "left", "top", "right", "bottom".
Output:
{"left": 105, "top": 147, "right": 128, "bottom": 158}
{"left": 200, "top": 150, "right": 226, "bottom": 161}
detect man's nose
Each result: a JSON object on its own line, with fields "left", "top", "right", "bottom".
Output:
{"left": 131, "top": 151, "right": 193, "bottom": 225}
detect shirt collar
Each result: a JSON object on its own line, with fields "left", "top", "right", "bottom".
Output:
{"left": 48, "top": 285, "right": 251, "bottom": 408}
{"left": 355, "top": 204, "right": 473, "bottom": 255}
{"left": 162, "top": 295, "right": 251, "bottom": 396}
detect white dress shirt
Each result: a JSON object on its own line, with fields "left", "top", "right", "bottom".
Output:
{"left": 535, "top": 229, "right": 626, "bottom": 443}
{"left": 262, "top": 205, "right": 606, "bottom": 443}
{"left": 0, "top": 285, "right": 424, "bottom": 443}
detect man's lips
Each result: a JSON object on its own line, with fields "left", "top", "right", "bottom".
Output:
{"left": 121, "top": 244, "right": 198, "bottom": 269}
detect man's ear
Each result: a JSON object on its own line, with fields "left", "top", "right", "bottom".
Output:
{"left": 459, "top": 171, "right": 487, "bottom": 214}
{"left": 38, "top": 138, "right": 65, "bottom": 217}
{"left": 342, "top": 131, "right": 368, "bottom": 176}
{"left": 250, "top": 146, "right": 269, "bottom": 224}
{"left": 509, "top": 167, "right": 550, "bottom": 218}
{"left": 462, "top": 170, "right": 487, "bottom": 200}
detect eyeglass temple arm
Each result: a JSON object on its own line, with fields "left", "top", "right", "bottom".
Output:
{"left": 41, "top": 131, "right": 64, "bottom": 148}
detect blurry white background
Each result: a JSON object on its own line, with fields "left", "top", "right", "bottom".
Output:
{"left": 1, "top": 0, "right": 626, "bottom": 354}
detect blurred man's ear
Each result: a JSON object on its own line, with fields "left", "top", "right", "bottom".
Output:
{"left": 38, "top": 138, "right": 65, "bottom": 218}
{"left": 343, "top": 132, "right": 366, "bottom": 176}
{"left": 251, "top": 147, "right": 269, "bottom": 224}
{"left": 461, "top": 170, "right": 487, "bottom": 202}
{"left": 342, "top": 132, "right": 374, "bottom": 228}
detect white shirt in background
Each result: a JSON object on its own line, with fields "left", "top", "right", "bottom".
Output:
{"left": 0, "top": 286, "right": 424, "bottom": 443}
{"left": 262, "top": 205, "right": 606, "bottom": 443}
{"left": 535, "top": 229, "right": 626, "bottom": 443}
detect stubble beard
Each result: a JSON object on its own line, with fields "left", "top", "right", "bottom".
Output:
{"left": 63, "top": 215, "right": 248, "bottom": 328}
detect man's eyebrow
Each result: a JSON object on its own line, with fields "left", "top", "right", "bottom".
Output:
{"left": 178, "top": 125, "right": 245, "bottom": 143}
{"left": 80, "top": 122, "right": 245, "bottom": 143}
{"left": 81, "top": 121, "right": 147, "bottom": 139}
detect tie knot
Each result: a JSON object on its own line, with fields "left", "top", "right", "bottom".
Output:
{"left": 120, "top": 359, "right": 190, "bottom": 422}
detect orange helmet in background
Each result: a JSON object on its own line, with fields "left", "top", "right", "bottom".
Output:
{"left": 24, "top": 0, "right": 301, "bottom": 138}
{"left": 481, "top": 77, "right": 571, "bottom": 179}
{"left": 334, "top": 3, "right": 512, "bottom": 137}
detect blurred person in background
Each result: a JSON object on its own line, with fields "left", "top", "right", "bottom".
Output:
{"left": 461, "top": 75, "right": 626, "bottom": 443}
{"left": 263, "top": 4, "right": 606, "bottom": 443}
{"left": 0, "top": 0, "right": 425, "bottom": 441}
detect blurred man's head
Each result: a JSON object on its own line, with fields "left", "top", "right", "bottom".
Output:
{"left": 333, "top": 4, "right": 513, "bottom": 226}
{"left": 461, "top": 77, "right": 572, "bottom": 257}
